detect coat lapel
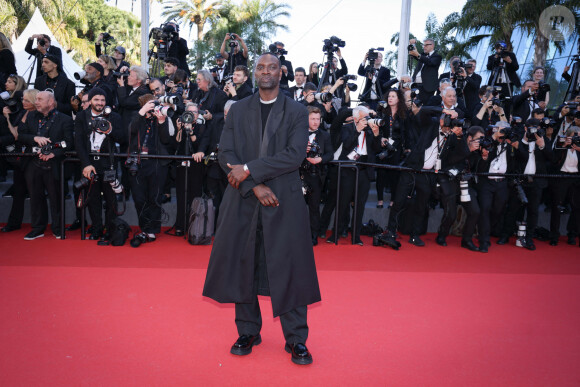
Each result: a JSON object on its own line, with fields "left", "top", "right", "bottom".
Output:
{"left": 260, "top": 91, "right": 286, "bottom": 157}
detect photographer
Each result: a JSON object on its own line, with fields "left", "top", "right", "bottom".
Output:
{"left": 1, "top": 74, "right": 26, "bottom": 125}
{"left": 475, "top": 121, "right": 519, "bottom": 252}
{"left": 307, "top": 62, "right": 320, "bottom": 87}
{"left": 375, "top": 89, "right": 410, "bottom": 209}
{"left": 498, "top": 118, "right": 553, "bottom": 250}
{"left": 172, "top": 103, "right": 210, "bottom": 235}
{"left": 210, "top": 53, "right": 229, "bottom": 87}
{"left": 549, "top": 126, "right": 580, "bottom": 246}
{"left": 532, "top": 66, "right": 550, "bottom": 109}
{"left": 512, "top": 80, "right": 543, "bottom": 122}
{"left": 0, "top": 32, "right": 17, "bottom": 92}
{"left": 193, "top": 70, "right": 228, "bottom": 124}
{"left": 358, "top": 49, "right": 390, "bottom": 110}
{"left": 301, "top": 106, "right": 333, "bottom": 246}
{"left": 33, "top": 54, "right": 75, "bottom": 116}
{"left": 327, "top": 106, "right": 381, "bottom": 245}
{"left": 71, "top": 63, "right": 114, "bottom": 112}
{"left": 164, "top": 23, "right": 190, "bottom": 76}
{"left": 17, "top": 91, "right": 74, "bottom": 240}
{"left": 486, "top": 41, "right": 520, "bottom": 112}
{"left": 220, "top": 33, "right": 249, "bottom": 69}
{"left": 409, "top": 38, "right": 442, "bottom": 103}
{"left": 160, "top": 57, "right": 179, "bottom": 88}
{"left": 375, "top": 104, "right": 467, "bottom": 249}
{"left": 472, "top": 86, "right": 508, "bottom": 127}
{"left": 300, "top": 83, "right": 334, "bottom": 126}
{"left": 74, "top": 88, "right": 125, "bottom": 241}
{"left": 223, "top": 65, "right": 253, "bottom": 101}
{"left": 270, "top": 41, "right": 294, "bottom": 88}
{"left": 425, "top": 78, "right": 468, "bottom": 116}
{"left": 290, "top": 67, "right": 307, "bottom": 102}
{"left": 25, "top": 34, "right": 63, "bottom": 77}
{"left": 117, "top": 66, "right": 151, "bottom": 136}
{"left": 127, "top": 94, "right": 172, "bottom": 244}
{"left": 97, "top": 55, "right": 119, "bottom": 88}
{"left": 95, "top": 34, "right": 130, "bottom": 72}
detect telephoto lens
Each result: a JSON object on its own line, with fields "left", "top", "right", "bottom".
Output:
{"left": 459, "top": 180, "right": 471, "bottom": 202}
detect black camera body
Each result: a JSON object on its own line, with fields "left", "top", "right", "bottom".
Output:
{"left": 526, "top": 126, "right": 545, "bottom": 141}
{"left": 125, "top": 154, "right": 140, "bottom": 176}
{"left": 499, "top": 127, "right": 520, "bottom": 142}
{"left": 539, "top": 117, "right": 556, "bottom": 130}
{"left": 40, "top": 141, "right": 67, "bottom": 155}
{"left": 88, "top": 116, "right": 110, "bottom": 133}
{"left": 113, "top": 71, "right": 129, "bottom": 78}
{"left": 322, "top": 36, "right": 345, "bottom": 54}
{"left": 102, "top": 32, "right": 114, "bottom": 43}
{"left": 367, "top": 47, "right": 384, "bottom": 62}
{"left": 307, "top": 140, "right": 321, "bottom": 159}
{"left": 407, "top": 44, "right": 415, "bottom": 51}
{"left": 38, "top": 38, "right": 46, "bottom": 47}
{"left": 478, "top": 136, "right": 494, "bottom": 150}
{"left": 74, "top": 171, "right": 96, "bottom": 191}
{"left": 443, "top": 114, "right": 465, "bottom": 129}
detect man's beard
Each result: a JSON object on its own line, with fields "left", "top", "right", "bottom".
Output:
{"left": 257, "top": 76, "right": 278, "bottom": 90}
{"left": 92, "top": 104, "right": 104, "bottom": 113}
{"left": 86, "top": 73, "right": 97, "bottom": 82}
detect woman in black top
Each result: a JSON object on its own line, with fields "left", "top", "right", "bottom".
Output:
{"left": 307, "top": 62, "right": 320, "bottom": 87}
{"left": 0, "top": 33, "right": 17, "bottom": 92}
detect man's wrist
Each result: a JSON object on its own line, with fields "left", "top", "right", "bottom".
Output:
{"left": 243, "top": 164, "right": 250, "bottom": 175}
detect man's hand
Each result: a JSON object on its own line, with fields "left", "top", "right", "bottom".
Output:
{"left": 451, "top": 126, "right": 463, "bottom": 137}
{"left": 281, "top": 65, "right": 288, "bottom": 74}
{"left": 336, "top": 48, "right": 342, "bottom": 59}
{"left": 481, "top": 148, "right": 489, "bottom": 160}
{"left": 564, "top": 65, "right": 571, "bottom": 73}
{"left": 226, "top": 163, "right": 249, "bottom": 189}
{"left": 3, "top": 107, "right": 10, "bottom": 118}
{"left": 203, "top": 111, "right": 213, "bottom": 121}
{"left": 83, "top": 165, "right": 96, "bottom": 179}
{"left": 369, "top": 121, "right": 380, "bottom": 136}
{"left": 252, "top": 184, "right": 279, "bottom": 207}
{"left": 34, "top": 136, "right": 51, "bottom": 147}
{"left": 304, "top": 92, "right": 315, "bottom": 104}
{"left": 442, "top": 109, "right": 458, "bottom": 118}
{"left": 139, "top": 100, "right": 155, "bottom": 116}
{"left": 538, "top": 101, "right": 547, "bottom": 109}
{"left": 193, "top": 152, "right": 204, "bottom": 162}
{"left": 323, "top": 101, "right": 332, "bottom": 113}
{"left": 535, "top": 134, "right": 545, "bottom": 149}
{"left": 38, "top": 153, "right": 54, "bottom": 161}
{"left": 504, "top": 55, "right": 512, "bottom": 63}
{"left": 306, "top": 156, "right": 322, "bottom": 164}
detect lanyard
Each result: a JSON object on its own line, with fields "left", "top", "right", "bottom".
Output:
{"left": 37, "top": 110, "right": 57, "bottom": 136}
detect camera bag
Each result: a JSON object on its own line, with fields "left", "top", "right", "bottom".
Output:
{"left": 187, "top": 196, "right": 214, "bottom": 245}
{"left": 109, "top": 218, "right": 131, "bottom": 246}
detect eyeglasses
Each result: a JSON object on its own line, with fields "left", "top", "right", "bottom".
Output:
{"left": 423, "top": 43, "right": 433, "bottom": 46}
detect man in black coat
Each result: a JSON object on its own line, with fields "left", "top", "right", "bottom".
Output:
{"left": 301, "top": 106, "right": 333, "bottom": 246}
{"left": 358, "top": 50, "right": 391, "bottom": 110}
{"left": 116, "top": 66, "right": 150, "bottom": 135}
{"left": 74, "top": 88, "right": 125, "bottom": 240}
{"left": 18, "top": 91, "right": 74, "bottom": 240}
{"left": 203, "top": 53, "right": 321, "bottom": 365}
{"left": 271, "top": 41, "right": 294, "bottom": 88}
{"left": 223, "top": 65, "right": 253, "bottom": 101}
{"left": 25, "top": 34, "right": 63, "bottom": 77}
{"left": 486, "top": 41, "right": 520, "bottom": 116}
{"left": 34, "top": 54, "right": 75, "bottom": 115}
{"left": 165, "top": 23, "right": 190, "bottom": 76}
{"left": 512, "top": 80, "right": 541, "bottom": 121}
{"left": 410, "top": 38, "right": 442, "bottom": 103}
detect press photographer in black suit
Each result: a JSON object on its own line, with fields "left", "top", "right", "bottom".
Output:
{"left": 549, "top": 126, "right": 580, "bottom": 246}
{"left": 289, "top": 67, "right": 307, "bottom": 102}
{"left": 34, "top": 55, "right": 75, "bottom": 116}
{"left": 327, "top": 105, "right": 381, "bottom": 245}
{"left": 512, "top": 80, "right": 541, "bottom": 121}
{"left": 376, "top": 102, "right": 467, "bottom": 249}
{"left": 358, "top": 50, "right": 391, "bottom": 110}
{"left": 301, "top": 106, "right": 333, "bottom": 246}
{"left": 472, "top": 86, "right": 509, "bottom": 127}
{"left": 498, "top": 118, "right": 553, "bottom": 250}
{"left": 74, "top": 88, "right": 125, "bottom": 241}
{"left": 409, "top": 38, "right": 442, "bottom": 103}
{"left": 271, "top": 41, "right": 294, "bottom": 88}
{"left": 474, "top": 121, "right": 519, "bottom": 253}
{"left": 127, "top": 94, "right": 172, "bottom": 244}
{"left": 116, "top": 66, "right": 151, "bottom": 134}
{"left": 210, "top": 53, "right": 229, "bottom": 87}
{"left": 25, "top": 34, "right": 63, "bottom": 77}
{"left": 463, "top": 59, "right": 482, "bottom": 114}
{"left": 220, "top": 33, "right": 249, "bottom": 69}
{"left": 72, "top": 63, "right": 114, "bottom": 112}
{"left": 486, "top": 41, "right": 520, "bottom": 114}
{"left": 192, "top": 69, "right": 228, "bottom": 125}
{"left": 18, "top": 91, "right": 74, "bottom": 240}
{"left": 425, "top": 78, "right": 468, "bottom": 116}
{"left": 165, "top": 23, "right": 190, "bottom": 76}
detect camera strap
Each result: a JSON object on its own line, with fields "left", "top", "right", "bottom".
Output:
{"left": 36, "top": 109, "right": 58, "bottom": 137}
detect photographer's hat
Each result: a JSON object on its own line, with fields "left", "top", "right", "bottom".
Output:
{"left": 114, "top": 46, "right": 126, "bottom": 55}
{"left": 215, "top": 53, "right": 224, "bottom": 59}
{"left": 88, "top": 87, "right": 106, "bottom": 101}
{"left": 88, "top": 62, "right": 105, "bottom": 75}
{"left": 42, "top": 54, "right": 60, "bottom": 67}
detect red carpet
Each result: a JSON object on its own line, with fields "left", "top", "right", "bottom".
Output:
{"left": 1, "top": 227, "right": 580, "bottom": 386}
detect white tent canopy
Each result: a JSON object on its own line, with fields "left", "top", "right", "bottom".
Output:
{"left": 12, "top": 8, "right": 84, "bottom": 88}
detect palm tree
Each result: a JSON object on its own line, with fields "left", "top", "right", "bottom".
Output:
{"left": 162, "top": 0, "right": 222, "bottom": 68}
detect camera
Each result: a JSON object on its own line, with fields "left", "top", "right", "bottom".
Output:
{"left": 268, "top": 43, "right": 288, "bottom": 61}
{"left": 314, "top": 92, "right": 333, "bottom": 103}
{"left": 38, "top": 38, "right": 46, "bottom": 47}
{"left": 322, "top": 36, "right": 345, "bottom": 53}
{"left": 346, "top": 82, "right": 358, "bottom": 92}
{"left": 367, "top": 47, "right": 384, "bottom": 62}
{"left": 537, "top": 81, "right": 550, "bottom": 93}
{"left": 112, "top": 71, "right": 130, "bottom": 79}
{"left": 229, "top": 33, "right": 237, "bottom": 40}
{"left": 180, "top": 111, "right": 195, "bottom": 124}
{"left": 407, "top": 44, "right": 416, "bottom": 51}
{"left": 149, "top": 23, "right": 179, "bottom": 59}
{"left": 341, "top": 75, "right": 357, "bottom": 81}
{"left": 526, "top": 126, "right": 545, "bottom": 141}
{"left": 74, "top": 171, "right": 95, "bottom": 190}
{"left": 367, "top": 118, "right": 385, "bottom": 127}
{"left": 491, "top": 97, "right": 503, "bottom": 108}
{"left": 152, "top": 102, "right": 175, "bottom": 118}
{"left": 40, "top": 141, "right": 67, "bottom": 155}
{"left": 125, "top": 154, "right": 140, "bottom": 176}
{"left": 0, "top": 92, "right": 18, "bottom": 113}
{"left": 102, "top": 32, "right": 114, "bottom": 43}
{"left": 157, "top": 95, "right": 178, "bottom": 105}
{"left": 477, "top": 136, "right": 494, "bottom": 150}
{"left": 443, "top": 114, "right": 465, "bottom": 128}
{"left": 499, "top": 126, "right": 520, "bottom": 142}
{"left": 88, "top": 116, "right": 111, "bottom": 134}
{"left": 410, "top": 88, "right": 423, "bottom": 107}
{"left": 307, "top": 140, "right": 321, "bottom": 158}
{"left": 377, "top": 140, "right": 395, "bottom": 160}
{"left": 512, "top": 179, "right": 528, "bottom": 204}
{"left": 459, "top": 180, "right": 471, "bottom": 202}
{"left": 539, "top": 117, "right": 555, "bottom": 130}
{"left": 103, "top": 169, "right": 123, "bottom": 194}
{"left": 130, "top": 232, "right": 149, "bottom": 248}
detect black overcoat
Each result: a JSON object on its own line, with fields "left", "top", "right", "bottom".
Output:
{"left": 202, "top": 91, "right": 321, "bottom": 317}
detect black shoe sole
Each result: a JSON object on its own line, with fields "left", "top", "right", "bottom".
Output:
{"left": 230, "top": 336, "right": 261, "bottom": 356}
{"left": 284, "top": 344, "right": 313, "bottom": 365}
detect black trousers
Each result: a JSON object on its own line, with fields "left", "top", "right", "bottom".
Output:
{"left": 5, "top": 166, "right": 27, "bottom": 228}
{"left": 387, "top": 171, "right": 416, "bottom": 233}
{"left": 319, "top": 165, "right": 339, "bottom": 235}
{"left": 437, "top": 175, "right": 460, "bottom": 237}
{"left": 205, "top": 163, "right": 228, "bottom": 230}
{"left": 303, "top": 172, "right": 323, "bottom": 239}
{"left": 416, "top": 84, "right": 435, "bottom": 105}
{"left": 477, "top": 179, "right": 508, "bottom": 245}
{"left": 129, "top": 160, "right": 168, "bottom": 234}
{"left": 376, "top": 164, "right": 399, "bottom": 203}
{"left": 549, "top": 175, "right": 580, "bottom": 239}
{"left": 235, "top": 208, "right": 309, "bottom": 345}
{"left": 25, "top": 162, "right": 61, "bottom": 233}
{"left": 336, "top": 166, "right": 370, "bottom": 240}
{"left": 86, "top": 175, "right": 117, "bottom": 233}
{"left": 174, "top": 162, "right": 204, "bottom": 231}
{"left": 501, "top": 181, "right": 542, "bottom": 238}
{"left": 459, "top": 187, "right": 481, "bottom": 242}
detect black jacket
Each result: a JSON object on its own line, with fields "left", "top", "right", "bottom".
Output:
{"left": 167, "top": 38, "right": 190, "bottom": 76}
{"left": 486, "top": 51, "right": 521, "bottom": 88}
{"left": 192, "top": 87, "right": 228, "bottom": 115}
{"left": 116, "top": 84, "right": 150, "bottom": 136}
{"left": 74, "top": 109, "right": 125, "bottom": 172}
{"left": 128, "top": 114, "right": 172, "bottom": 166}
{"left": 412, "top": 51, "right": 443, "bottom": 93}
{"left": 511, "top": 89, "right": 536, "bottom": 121}
{"left": 34, "top": 72, "right": 76, "bottom": 116}
{"left": 514, "top": 137, "right": 554, "bottom": 188}
{"left": 338, "top": 122, "right": 382, "bottom": 179}
{"left": 280, "top": 58, "right": 294, "bottom": 87}
{"left": 24, "top": 39, "right": 63, "bottom": 77}
{"left": 357, "top": 65, "right": 391, "bottom": 101}
{"left": 230, "top": 82, "right": 253, "bottom": 101}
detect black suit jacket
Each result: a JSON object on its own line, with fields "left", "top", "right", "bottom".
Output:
{"left": 192, "top": 87, "right": 228, "bottom": 115}
{"left": 464, "top": 73, "right": 483, "bottom": 113}
{"left": 511, "top": 89, "right": 535, "bottom": 121}
{"left": 34, "top": 72, "right": 76, "bottom": 116}
{"left": 338, "top": 122, "right": 382, "bottom": 179}
{"left": 231, "top": 82, "right": 253, "bottom": 101}
{"left": 412, "top": 51, "right": 442, "bottom": 93}
{"left": 74, "top": 109, "right": 125, "bottom": 172}
{"left": 24, "top": 39, "right": 63, "bottom": 77}
{"left": 486, "top": 52, "right": 521, "bottom": 88}
{"left": 116, "top": 84, "right": 150, "bottom": 137}
{"left": 167, "top": 38, "right": 190, "bottom": 76}
{"left": 18, "top": 110, "right": 74, "bottom": 178}
{"left": 280, "top": 58, "right": 294, "bottom": 87}
{"left": 357, "top": 65, "right": 391, "bottom": 101}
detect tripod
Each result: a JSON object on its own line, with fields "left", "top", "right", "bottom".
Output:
{"left": 489, "top": 59, "right": 513, "bottom": 100}
{"left": 563, "top": 56, "right": 580, "bottom": 102}
{"left": 358, "top": 59, "right": 383, "bottom": 103}
{"left": 25, "top": 54, "right": 40, "bottom": 87}
{"left": 317, "top": 49, "right": 335, "bottom": 93}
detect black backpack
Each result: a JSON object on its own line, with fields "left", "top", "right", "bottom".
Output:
{"left": 110, "top": 218, "right": 131, "bottom": 246}
{"left": 187, "top": 196, "right": 215, "bottom": 245}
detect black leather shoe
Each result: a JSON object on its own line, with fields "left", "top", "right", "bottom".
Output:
{"left": 230, "top": 334, "right": 261, "bottom": 356}
{"left": 497, "top": 236, "right": 509, "bottom": 245}
{"left": 522, "top": 238, "right": 536, "bottom": 251}
{"left": 66, "top": 219, "right": 87, "bottom": 231}
{"left": 479, "top": 243, "right": 489, "bottom": 253}
{"left": 89, "top": 230, "right": 103, "bottom": 240}
{"left": 376, "top": 203, "right": 384, "bottom": 209}
{"left": 340, "top": 230, "right": 348, "bottom": 238}
{"left": 567, "top": 236, "right": 576, "bottom": 245}
{"left": 436, "top": 235, "right": 447, "bottom": 246}
{"left": 312, "top": 237, "right": 318, "bottom": 246}
{"left": 549, "top": 239, "right": 558, "bottom": 246}
{"left": 354, "top": 238, "right": 363, "bottom": 246}
{"left": 318, "top": 231, "right": 327, "bottom": 239}
{"left": 409, "top": 235, "right": 425, "bottom": 246}
{"left": 461, "top": 240, "right": 479, "bottom": 251}
{"left": 326, "top": 234, "right": 338, "bottom": 244}
{"left": 175, "top": 229, "right": 184, "bottom": 237}
{"left": 1, "top": 225, "right": 21, "bottom": 232}
{"left": 285, "top": 342, "right": 313, "bottom": 365}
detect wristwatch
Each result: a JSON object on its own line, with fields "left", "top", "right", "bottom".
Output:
{"left": 243, "top": 164, "right": 250, "bottom": 174}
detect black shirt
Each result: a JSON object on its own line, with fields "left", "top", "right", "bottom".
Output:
{"left": 260, "top": 101, "right": 274, "bottom": 136}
